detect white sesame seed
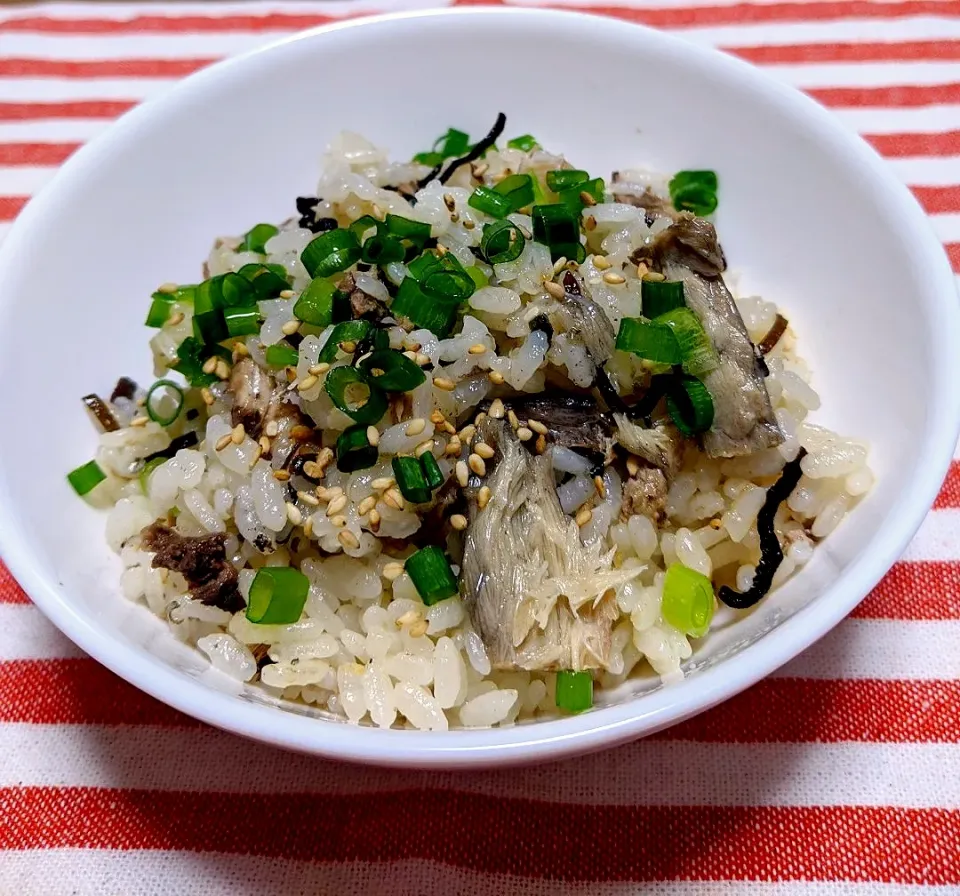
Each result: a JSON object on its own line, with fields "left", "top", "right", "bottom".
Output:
{"left": 576, "top": 507, "right": 593, "bottom": 527}
{"left": 450, "top": 514, "right": 468, "bottom": 531}
{"left": 594, "top": 475, "right": 607, "bottom": 499}
{"left": 299, "top": 491, "right": 320, "bottom": 507}
{"left": 478, "top": 486, "right": 492, "bottom": 510}
{"left": 357, "top": 495, "right": 377, "bottom": 516}
{"left": 455, "top": 460, "right": 469, "bottom": 488}
{"left": 383, "top": 562, "right": 405, "bottom": 582}
{"left": 338, "top": 530, "right": 360, "bottom": 550}
{"left": 286, "top": 502, "right": 303, "bottom": 526}
{"left": 273, "top": 469, "right": 291, "bottom": 482}
{"left": 368, "top": 509, "right": 381, "bottom": 531}
{"left": 474, "top": 442, "right": 495, "bottom": 459}
{"left": 468, "top": 453, "right": 487, "bottom": 476}
{"left": 167, "top": 311, "right": 185, "bottom": 327}
{"left": 414, "top": 439, "right": 435, "bottom": 458}
{"left": 469, "top": 343, "right": 487, "bottom": 355}
{"left": 489, "top": 399, "right": 505, "bottom": 419}
{"left": 396, "top": 609, "right": 421, "bottom": 627}
{"left": 444, "top": 436, "right": 462, "bottom": 457}
{"left": 415, "top": 353, "right": 431, "bottom": 367}
{"left": 308, "top": 362, "right": 330, "bottom": 376}
{"left": 384, "top": 488, "right": 405, "bottom": 510}
{"left": 265, "top": 421, "right": 279, "bottom": 438}
{"left": 543, "top": 280, "right": 565, "bottom": 299}
{"left": 488, "top": 370, "right": 505, "bottom": 385}
{"left": 157, "top": 282, "right": 179, "bottom": 295}
{"left": 527, "top": 419, "right": 548, "bottom": 435}
{"left": 602, "top": 271, "right": 626, "bottom": 285}
{"left": 433, "top": 377, "right": 456, "bottom": 392}
{"left": 552, "top": 256, "right": 568, "bottom": 274}
{"left": 215, "top": 360, "right": 231, "bottom": 380}
{"left": 330, "top": 514, "right": 348, "bottom": 529}
{"left": 326, "top": 495, "right": 348, "bottom": 516}
{"left": 644, "top": 271, "right": 666, "bottom": 282}
{"left": 405, "top": 418, "right": 426, "bottom": 437}
{"left": 408, "top": 619, "right": 429, "bottom": 638}
{"left": 202, "top": 356, "right": 218, "bottom": 375}
{"left": 214, "top": 434, "right": 232, "bottom": 451}
{"left": 516, "top": 426, "right": 533, "bottom": 442}
{"left": 371, "top": 477, "right": 394, "bottom": 491}
{"left": 507, "top": 410, "right": 520, "bottom": 430}
{"left": 297, "top": 375, "right": 319, "bottom": 392}
{"left": 201, "top": 388, "right": 215, "bottom": 407}
{"left": 366, "top": 426, "right": 380, "bottom": 447}
{"left": 593, "top": 255, "right": 611, "bottom": 271}
{"left": 280, "top": 289, "right": 296, "bottom": 299}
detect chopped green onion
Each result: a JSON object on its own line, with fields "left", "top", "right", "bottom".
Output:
{"left": 361, "top": 234, "right": 406, "bottom": 266}
{"left": 655, "top": 307, "right": 717, "bottom": 377}
{"left": 556, "top": 670, "right": 593, "bottom": 713}
{"left": 615, "top": 318, "right": 681, "bottom": 364}
{"left": 413, "top": 151, "right": 444, "bottom": 167}
{"left": 145, "top": 293, "right": 176, "bottom": 328}
{"left": 667, "top": 374, "right": 715, "bottom": 436}
{"left": 405, "top": 545, "right": 459, "bottom": 605}
{"left": 239, "top": 223, "right": 279, "bottom": 254}
{"left": 422, "top": 267, "right": 475, "bottom": 305}
{"left": 223, "top": 306, "right": 260, "bottom": 337}
{"left": 466, "top": 265, "right": 488, "bottom": 290}
{"left": 481, "top": 220, "right": 526, "bottom": 265}
{"left": 422, "top": 127, "right": 471, "bottom": 160}
{"left": 144, "top": 379, "right": 185, "bottom": 427}
{"left": 172, "top": 336, "right": 218, "bottom": 387}
{"left": 390, "top": 277, "right": 460, "bottom": 337}
{"left": 219, "top": 272, "right": 256, "bottom": 307}
{"left": 385, "top": 214, "right": 431, "bottom": 246}
{"left": 324, "top": 366, "right": 387, "bottom": 425}
{"left": 349, "top": 215, "right": 380, "bottom": 244}
{"left": 468, "top": 186, "right": 513, "bottom": 218}
{"left": 407, "top": 251, "right": 442, "bottom": 281}
{"left": 359, "top": 349, "right": 426, "bottom": 392}
{"left": 294, "top": 277, "right": 337, "bottom": 327}
{"left": 662, "top": 564, "right": 715, "bottom": 637}
{"left": 318, "top": 320, "right": 372, "bottom": 363}
{"left": 532, "top": 204, "right": 582, "bottom": 262}
{"left": 668, "top": 170, "right": 719, "bottom": 217}
{"left": 420, "top": 451, "right": 445, "bottom": 490}
{"left": 546, "top": 169, "right": 589, "bottom": 192}
{"left": 336, "top": 425, "right": 379, "bottom": 473}
{"left": 492, "top": 173, "right": 535, "bottom": 213}
{"left": 301, "top": 228, "right": 361, "bottom": 278}
{"left": 139, "top": 456, "right": 165, "bottom": 495}
{"left": 264, "top": 344, "right": 299, "bottom": 368}
{"left": 238, "top": 263, "right": 288, "bottom": 299}
{"left": 67, "top": 459, "right": 106, "bottom": 496}
{"left": 556, "top": 177, "right": 605, "bottom": 214}
{"left": 642, "top": 279, "right": 685, "bottom": 319}
{"left": 507, "top": 134, "right": 539, "bottom": 152}
{"left": 392, "top": 456, "right": 431, "bottom": 504}
{"left": 245, "top": 566, "right": 310, "bottom": 625}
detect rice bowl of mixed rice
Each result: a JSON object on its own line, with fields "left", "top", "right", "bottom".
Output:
{"left": 0, "top": 9, "right": 956, "bottom": 764}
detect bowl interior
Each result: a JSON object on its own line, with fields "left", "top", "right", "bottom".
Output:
{"left": 0, "top": 8, "right": 954, "bottom": 765}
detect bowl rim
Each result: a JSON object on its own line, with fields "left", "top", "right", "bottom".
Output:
{"left": 1, "top": 5, "right": 957, "bottom": 768}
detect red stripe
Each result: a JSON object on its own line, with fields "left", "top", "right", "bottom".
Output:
{"left": 0, "top": 197, "right": 27, "bottom": 221}
{"left": 733, "top": 39, "right": 960, "bottom": 64}
{"left": 1, "top": 2, "right": 956, "bottom": 32}
{"left": 809, "top": 83, "right": 960, "bottom": 107}
{"left": 946, "top": 242, "right": 960, "bottom": 272}
{"left": 0, "top": 100, "right": 135, "bottom": 121}
{"left": 3, "top": 658, "right": 958, "bottom": 741}
{"left": 2, "top": 787, "right": 957, "bottom": 883}
{"left": 866, "top": 130, "right": 960, "bottom": 157}
{"left": 855, "top": 561, "right": 960, "bottom": 620}
{"left": 0, "top": 142, "right": 77, "bottom": 165}
{"left": 934, "top": 460, "right": 960, "bottom": 507}
{"left": 0, "top": 563, "right": 29, "bottom": 604}
{"left": 0, "top": 58, "right": 214, "bottom": 78}
{"left": 912, "top": 185, "right": 960, "bottom": 213}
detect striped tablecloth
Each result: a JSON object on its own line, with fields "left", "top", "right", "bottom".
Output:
{"left": 2, "top": 1, "right": 959, "bottom": 892}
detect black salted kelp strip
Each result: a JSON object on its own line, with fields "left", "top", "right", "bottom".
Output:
{"left": 416, "top": 113, "right": 507, "bottom": 189}
{"left": 717, "top": 448, "right": 807, "bottom": 610}
{"left": 758, "top": 313, "right": 789, "bottom": 356}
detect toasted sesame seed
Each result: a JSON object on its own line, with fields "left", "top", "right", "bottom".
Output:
{"left": 127, "top": 415, "right": 148, "bottom": 429}
{"left": 489, "top": 398, "right": 505, "bottom": 419}
{"left": 167, "top": 311, "right": 185, "bottom": 327}
{"left": 594, "top": 475, "right": 607, "bottom": 499}
{"left": 366, "top": 426, "right": 380, "bottom": 447}
{"left": 455, "top": 460, "right": 469, "bottom": 488}
{"left": 710, "top": 518, "right": 723, "bottom": 529}
{"left": 384, "top": 488, "right": 405, "bottom": 510}
{"left": 303, "top": 517, "right": 314, "bottom": 538}
{"left": 625, "top": 455, "right": 641, "bottom": 477}
{"left": 408, "top": 619, "right": 429, "bottom": 638}
{"left": 643, "top": 271, "right": 665, "bottom": 282}
{"left": 316, "top": 447, "right": 334, "bottom": 469}
{"left": 552, "top": 256, "right": 568, "bottom": 274}
{"left": 308, "top": 362, "right": 330, "bottom": 376}
{"left": 603, "top": 272, "right": 626, "bottom": 285}
{"left": 527, "top": 419, "right": 548, "bottom": 435}
{"left": 462, "top": 219, "right": 476, "bottom": 231}
{"left": 436, "top": 243, "right": 449, "bottom": 257}
{"left": 507, "top": 409, "right": 520, "bottom": 430}
{"left": 297, "top": 374, "right": 319, "bottom": 392}
{"left": 330, "top": 514, "right": 348, "bottom": 529}
{"left": 478, "top": 486, "right": 492, "bottom": 510}
{"left": 383, "top": 562, "right": 405, "bottom": 582}
{"left": 488, "top": 370, "right": 505, "bottom": 385}
{"left": 273, "top": 469, "right": 291, "bottom": 481}
{"left": 442, "top": 421, "right": 457, "bottom": 435}
{"left": 340, "top": 340, "right": 357, "bottom": 354}
{"left": 264, "top": 420, "right": 279, "bottom": 438}
{"left": 636, "top": 262, "right": 649, "bottom": 279}
{"left": 415, "top": 353, "right": 431, "bottom": 367}
{"left": 449, "top": 212, "right": 460, "bottom": 224}
{"left": 202, "top": 356, "right": 218, "bottom": 375}
{"left": 516, "top": 426, "right": 533, "bottom": 442}
{"left": 299, "top": 491, "right": 320, "bottom": 507}
{"left": 302, "top": 460, "right": 324, "bottom": 479}
{"left": 474, "top": 442, "right": 495, "bottom": 459}
{"left": 468, "top": 453, "right": 487, "bottom": 476}
{"left": 338, "top": 529, "right": 360, "bottom": 550}
{"left": 475, "top": 412, "right": 488, "bottom": 427}
{"left": 402, "top": 350, "right": 418, "bottom": 362}
{"left": 566, "top": 260, "right": 580, "bottom": 272}
{"left": 258, "top": 435, "right": 271, "bottom": 454}
{"left": 458, "top": 424, "right": 476, "bottom": 443}
{"left": 579, "top": 190, "right": 597, "bottom": 207}
{"left": 157, "top": 282, "right": 178, "bottom": 295}
{"left": 290, "top": 425, "right": 312, "bottom": 442}
{"left": 215, "top": 359, "right": 231, "bottom": 380}
{"left": 543, "top": 280, "right": 565, "bottom": 299}
{"left": 405, "top": 418, "right": 426, "bottom": 437}
{"left": 415, "top": 439, "right": 435, "bottom": 458}
{"left": 443, "top": 193, "right": 456, "bottom": 212}
{"left": 281, "top": 319, "right": 301, "bottom": 336}
{"left": 584, "top": 215, "right": 597, "bottom": 232}
{"left": 231, "top": 423, "right": 245, "bottom": 445}
{"left": 201, "top": 387, "right": 215, "bottom": 407}
{"left": 472, "top": 162, "right": 489, "bottom": 177}
{"left": 593, "top": 255, "right": 611, "bottom": 271}
{"left": 433, "top": 377, "right": 456, "bottom": 392}
{"left": 286, "top": 502, "right": 303, "bottom": 526}
{"left": 371, "top": 477, "right": 394, "bottom": 491}
{"left": 357, "top": 495, "right": 377, "bottom": 516}
{"left": 372, "top": 204, "right": 385, "bottom": 220}
{"left": 214, "top": 433, "right": 232, "bottom": 451}
{"left": 396, "top": 609, "right": 420, "bottom": 627}
{"left": 326, "top": 495, "right": 348, "bottom": 516}
{"left": 368, "top": 508, "right": 381, "bottom": 532}
{"left": 316, "top": 485, "right": 342, "bottom": 501}
{"left": 430, "top": 410, "right": 446, "bottom": 425}
{"left": 444, "top": 436, "right": 462, "bottom": 457}
{"left": 535, "top": 434, "right": 547, "bottom": 454}
{"left": 576, "top": 507, "right": 593, "bottom": 527}
{"left": 450, "top": 514, "right": 468, "bottom": 531}
{"left": 469, "top": 343, "right": 486, "bottom": 355}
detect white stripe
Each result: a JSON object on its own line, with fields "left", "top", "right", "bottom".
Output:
{"left": 766, "top": 61, "right": 960, "bottom": 89}
{"left": 0, "top": 76, "right": 174, "bottom": 101}
{"left": 901, "top": 508, "right": 960, "bottom": 561}
{"left": 834, "top": 105, "right": 960, "bottom": 135}
{"left": 0, "top": 164, "right": 53, "bottom": 193}
{"left": 931, "top": 211, "right": 960, "bottom": 242}
{"left": 0, "top": 119, "right": 109, "bottom": 142}
{"left": 0, "top": 605, "right": 83, "bottom": 660}
{"left": 1, "top": 32, "right": 284, "bottom": 61}
{"left": 2, "top": 723, "right": 958, "bottom": 807}
{"left": 686, "top": 16, "right": 960, "bottom": 46}
{"left": 777, "top": 619, "right": 960, "bottom": 680}
{"left": 3, "top": 853, "right": 948, "bottom": 896}
{"left": 887, "top": 154, "right": 960, "bottom": 184}
{"left": 0, "top": 222, "right": 10, "bottom": 243}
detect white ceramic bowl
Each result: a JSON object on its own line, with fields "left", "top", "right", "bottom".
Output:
{"left": 0, "top": 7, "right": 956, "bottom": 768}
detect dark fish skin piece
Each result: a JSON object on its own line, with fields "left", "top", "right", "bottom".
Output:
{"left": 503, "top": 394, "right": 612, "bottom": 457}
{"left": 544, "top": 272, "right": 617, "bottom": 382}
{"left": 632, "top": 214, "right": 784, "bottom": 458}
